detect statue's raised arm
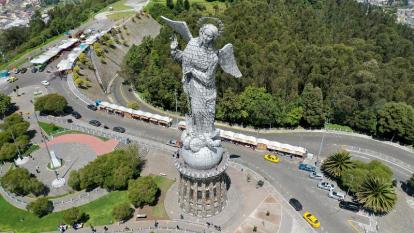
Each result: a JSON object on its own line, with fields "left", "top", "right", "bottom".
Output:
{"left": 219, "top": 44, "right": 242, "bottom": 78}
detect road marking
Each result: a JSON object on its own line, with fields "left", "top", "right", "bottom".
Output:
{"left": 347, "top": 219, "right": 363, "bottom": 233}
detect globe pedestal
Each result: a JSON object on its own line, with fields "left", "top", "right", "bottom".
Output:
{"left": 175, "top": 152, "right": 229, "bottom": 217}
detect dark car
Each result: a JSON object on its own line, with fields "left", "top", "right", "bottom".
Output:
{"left": 38, "top": 66, "right": 46, "bottom": 72}
{"left": 289, "top": 198, "right": 303, "bottom": 211}
{"left": 67, "top": 119, "right": 73, "bottom": 123}
{"left": 89, "top": 120, "right": 101, "bottom": 127}
{"left": 71, "top": 111, "right": 81, "bottom": 119}
{"left": 113, "top": 126, "right": 126, "bottom": 133}
{"left": 31, "top": 67, "right": 38, "bottom": 73}
{"left": 21, "top": 68, "right": 28, "bottom": 73}
{"left": 87, "top": 104, "right": 97, "bottom": 111}
{"left": 339, "top": 201, "right": 360, "bottom": 212}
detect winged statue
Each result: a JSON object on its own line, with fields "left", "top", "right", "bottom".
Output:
{"left": 161, "top": 16, "right": 242, "bottom": 170}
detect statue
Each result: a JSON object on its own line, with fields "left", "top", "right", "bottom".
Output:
{"left": 162, "top": 16, "right": 242, "bottom": 170}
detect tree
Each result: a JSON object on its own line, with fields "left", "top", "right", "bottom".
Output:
{"left": 321, "top": 150, "right": 354, "bottom": 179}
{"left": 27, "top": 197, "right": 53, "bottom": 217}
{"left": 356, "top": 177, "right": 397, "bottom": 214}
{"left": 0, "top": 93, "right": 11, "bottom": 118}
{"left": 128, "top": 176, "right": 158, "bottom": 207}
{"left": 377, "top": 102, "right": 414, "bottom": 144}
{"left": 112, "top": 202, "right": 133, "bottom": 222}
{"left": 73, "top": 65, "right": 80, "bottom": 74}
{"left": 166, "top": 0, "right": 174, "bottom": 9}
{"left": 68, "top": 170, "right": 81, "bottom": 191}
{"left": 407, "top": 174, "right": 414, "bottom": 191}
{"left": 0, "top": 167, "right": 47, "bottom": 196}
{"left": 127, "top": 101, "right": 139, "bottom": 110}
{"left": 78, "top": 52, "right": 86, "bottom": 64}
{"left": 239, "top": 86, "right": 276, "bottom": 128}
{"left": 301, "top": 83, "right": 325, "bottom": 127}
{"left": 0, "top": 143, "right": 18, "bottom": 161}
{"left": 63, "top": 207, "right": 86, "bottom": 225}
{"left": 34, "top": 93, "right": 68, "bottom": 115}
{"left": 184, "top": 0, "right": 190, "bottom": 10}
{"left": 74, "top": 148, "right": 143, "bottom": 191}
{"left": 93, "top": 42, "right": 104, "bottom": 57}
{"left": 175, "top": 0, "right": 184, "bottom": 13}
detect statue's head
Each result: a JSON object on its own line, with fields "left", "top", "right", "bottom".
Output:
{"left": 199, "top": 24, "right": 219, "bottom": 47}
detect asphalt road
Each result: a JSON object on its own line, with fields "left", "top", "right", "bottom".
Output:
{"left": 2, "top": 73, "right": 414, "bottom": 233}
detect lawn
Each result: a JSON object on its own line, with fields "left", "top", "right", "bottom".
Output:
{"left": 107, "top": 11, "right": 135, "bottom": 21}
{"left": 38, "top": 121, "right": 66, "bottom": 136}
{"left": 0, "top": 191, "right": 128, "bottom": 233}
{"left": 99, "top": 0, "right": 132, "bottom": 13}
{"left": 0, "top": 176, "right": 174, "bottom": 232}
{"left": 151, "top": 176, "right": 175, "bottom": 219}
{"left": 326, "top": 123, "right": 353, "bottom": 133}
{"left": 23, "top": 144, "right": 40, "bottom": 156}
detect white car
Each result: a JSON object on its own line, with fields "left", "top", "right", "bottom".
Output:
{"left": 318, "top": 181, "right": 335, "bottom": 190}
{"left": 41, "top": 80, "right": 50, "bottom": 86}
{"left": 309, "top": 172, "right": 324, "bottom": 180}
{"left": 328, "top": 189, "right": 345, "bottom": 200}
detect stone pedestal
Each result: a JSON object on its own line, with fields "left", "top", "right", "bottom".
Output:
{"left": 175, "top": 153, "right": 229, "bottom": 217}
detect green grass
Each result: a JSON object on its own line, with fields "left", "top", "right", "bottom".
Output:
{"left": 326, "top": 123, "right": 353, "bottom": 132}
{"left": 23, "top": 144, "right": 40, "bottom": 156}
{"left": 101, "top": 0, "right": 133, "bottom": 12}
{"left": 0, "top": 191, "right": 128, "bottom": 233}
{"left": 0, "top": 176, "right": 173, "bottom": 233}
{"left": 151, "top": 176, "right": 175, "bottom": 219}
{"left": 38, "top": 121, "right": 66, "bottom": 136}
{"left": 107, "top": 11, "right": 135, "bottom": 21}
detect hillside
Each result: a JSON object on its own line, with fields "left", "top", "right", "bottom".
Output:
{"left": 122, "top": 0, "right": 414, "bottom": 144}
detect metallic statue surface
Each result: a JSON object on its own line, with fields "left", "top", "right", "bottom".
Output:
{"left": 162, "top": 16, "right": 241, "bottom": 170}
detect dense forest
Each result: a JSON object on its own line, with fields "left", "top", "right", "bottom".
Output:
{"left": 0, "top": 0, "right": 116, "bottom": 65}
{"left": 123, "top": 0, "right": 414, "bottom": 144}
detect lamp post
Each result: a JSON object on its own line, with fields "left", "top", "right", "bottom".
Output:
{"left": 33, "top": 111, "right": 65, "bottom": 187}
{"left": 316, "top": 119, "right": 328, "bottom": 167}
{"left": 174, "top": 89, "right": 178, "bottom": 125}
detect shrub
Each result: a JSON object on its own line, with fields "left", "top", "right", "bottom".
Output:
{"left": 128, "top": 176, "right": 158, "bottom": 207}
{"left": 63, "top": 207, "right": 87, "bottom": 225}
{"left": 73, "top": 147, "right": 143, "bottom": 191}
{"left": 68, "top": 170, "right": 81, "bottom": 191}
{"left": 27, "top": 197, "right": 53, "bottom": 217}
{"left": 112, "top": 202, "right": 133, "bottom": 222}
{"left": 34, "top": 93, "right": 68, "bottom": 115}
{"left": 127, "top": 101, "right": 139, "bottom": 110}
{"left": 1, "top": 167, "right": 47, "bottom": 196}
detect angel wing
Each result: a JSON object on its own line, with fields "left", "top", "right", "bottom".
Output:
{"left": 161, "top": 16, "right": 193, "bottom": 42}
{"left": 218, "top": 44, "right": 242, "bottom": 78}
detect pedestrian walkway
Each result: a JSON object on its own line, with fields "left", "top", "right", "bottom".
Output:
{"left": 41, "top": 133, "right": 119, "bottom": 156}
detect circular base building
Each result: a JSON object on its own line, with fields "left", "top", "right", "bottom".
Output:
{"left": 175, "top": 153, "right": 229, "bottom": 217}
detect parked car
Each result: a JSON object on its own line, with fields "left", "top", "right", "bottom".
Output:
{"left": 113, "top": 126, "right": 126, "bottom": 133}
{"left": 289, "top": 198, "right": 303, "bottom": 211}
{"left": 298, "top": 163, "right": 316, "bottom": 172}
{"left": 89, "top": 120, "right": 101, "bottom": 127}
{"left": 339, "top": 201, "right": 360, "bottom": 212}
{"left": 41, "top": 80, "right": 50, "bottom": 86}
{"left": 328, "top": 189, "right": 345, "bottom": 201}
{"left": 309, "top": 171, "right": 323, "bottom": 180}
{"left": 264, "top": 154, "right": 280, "bottom": 163}
{"left": 38, "top": 66, "right": 46, "bottom": 72}
{"left": 71, "top": 111, "right": 81, "bottom": 119}
{"left": 21, "top": 68, "right": 27, "bottom": 73}
{"left": 167, "top": 139, "right": 180, "bottom": 148}
{"left": 87, "top": 104, "right": 97, "bottom": 111}
{"left": 67, "top": 119, "right": 73, "bottom": 123}
{"left": 103, "top": 125, "right": 109, "bottom": 129}
{"left": 318, "top": 181, "right": 335, "bottom": 191}
{"left": 31, "top": 67, "right": 38, "bottom": 73}
{"left": 13, "top": 69, "right": 20, "bottom": 74}
{"left": 303, "top": 211, "right": 320, "bottom": 228}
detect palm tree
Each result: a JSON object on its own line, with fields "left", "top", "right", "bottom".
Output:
{"left": 357, "top": 176, "right": 397, "bottom": 214}
{"left": 321, "top": 150, "right": 354, "bottom": 178}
